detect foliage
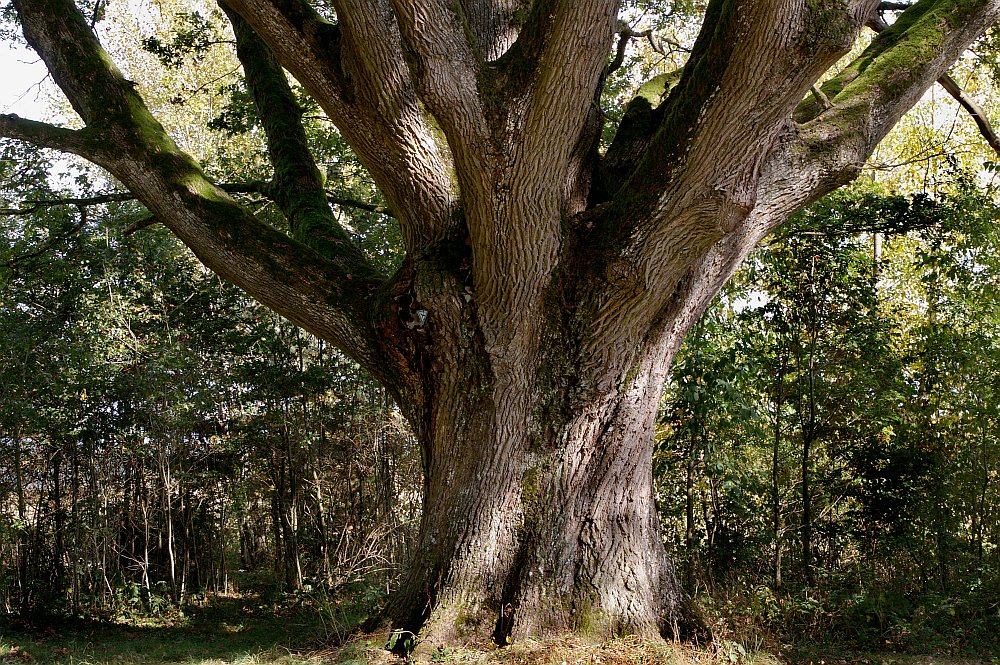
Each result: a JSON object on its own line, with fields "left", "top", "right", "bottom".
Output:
{"left": 0, "top": 140, "right": 420, "bottom": 619}
{"left": 658, "top": 180, "right": 1000, "bottom": 655}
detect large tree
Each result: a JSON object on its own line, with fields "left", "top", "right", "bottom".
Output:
{"left": 2, "top": 0, "right": 998, "bottom": 649}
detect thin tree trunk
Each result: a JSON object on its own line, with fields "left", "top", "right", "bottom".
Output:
{"left": 159, "top": 446, "right": 178, "bottom": 602}
{"left": 71, "top": 442, "right": 81, "bottom": 614}
{"left": 12, "top": 427, "right": 29, "bottom": 612}
{"left": 685, "top": 434, "right": 698, "bottom": 589}
{"left": 52, "top": 450, "right": 66, "bottom": 606}
{"left": 800, "top": 254, "right": 818, "bottom": 589}
{"left": 771, "top": 350, "right": 787, "bottom": 590}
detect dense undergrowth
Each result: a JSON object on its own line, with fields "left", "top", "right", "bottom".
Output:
{"left": 703, "top": 581, "right": 1000, "bottom": 660}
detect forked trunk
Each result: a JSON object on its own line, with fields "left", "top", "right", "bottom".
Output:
{"left": 376, "top": 260, "right": 711, "bottom": 651}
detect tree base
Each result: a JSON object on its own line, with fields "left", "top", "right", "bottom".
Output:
{"left": 367, "top": 583, "right": 713, "bottom": 660}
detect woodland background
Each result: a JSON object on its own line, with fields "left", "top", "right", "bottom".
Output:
{"left": 2, "top": 0, "right": 1000, "bottom": 659}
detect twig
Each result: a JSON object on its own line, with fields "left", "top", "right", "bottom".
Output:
{"left": 1, "top": 184, "right": 392, "bottom": 219}
{"left": 2, "top": 205, "right": 88, "bottom": 268}
{"left": 810, "top": 84, "right": 833, "bottom": 110}
{"left": 877, "top": 1, "right": 913, "bottom": 10}
{"left": 606, "top": 21, "right": 689, "bottom": 76}
{"left": 0, "top": 192, "right": 136, "bottom": 215}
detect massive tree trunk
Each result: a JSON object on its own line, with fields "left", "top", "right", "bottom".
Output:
{"left": 3, "top": 0, "right": 1000, "bottom": 651}
{"left": 380, "top": 282, "right": 696, "bottom": 644}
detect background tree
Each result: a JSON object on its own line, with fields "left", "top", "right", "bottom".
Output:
{"left": 658, "top": 183, "right": 1000, "bottom": 652}
{"left": 0, "top": 141, "right": 421, "bottom": 618}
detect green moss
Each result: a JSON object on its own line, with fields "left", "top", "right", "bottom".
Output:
{"left": 509, "top": 4, "right": 531, "bottom": 28}
{"left": 621, "top": 362, "right": 642, "bottom": 392}
{"left": 453, "top": 605, "right": 490, "bottom": 635}
{"left": 829, "top": 0, "right": 980, "bottom": 108}
{"left": 635, "top": 70, "right": 682, "bottom": 105}
{"left": 521, "top": 464, "right": 541, "bottom": 507}
{"left": 448, "top": 1, "right": 481, "bottom": 58}
{"left": 569, "top": 602, "right": 612, "bottom": 640}
{"left": 802, "top": 0, "right": 855, "bottom": 52}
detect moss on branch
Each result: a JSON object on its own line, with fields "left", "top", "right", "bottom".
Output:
{"left": 8, "top": 0, "right": 409, "bottom": 395}
{"left": 222, "top": 4, "right": 376, "bottom": 270}
{"left": 799, "top": 0, "right": 998, "bottom": 173}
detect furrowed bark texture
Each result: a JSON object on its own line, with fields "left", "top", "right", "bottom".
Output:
{"left": 3, "top": 0, "right": 999, "bottom": 653}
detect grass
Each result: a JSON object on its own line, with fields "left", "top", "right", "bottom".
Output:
{"left": 0, "top": 609, "right": 786, "bottom": 665}
{"left": 323, "top": 632, "right": 785, "bottom": 665}
{"left": 1, "top": 596, "right": 993, "bottom": 665}
{"left": 0, "top": 596, "right": 325, "bottom": 665}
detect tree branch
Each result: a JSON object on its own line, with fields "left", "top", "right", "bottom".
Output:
{"left": 8, "top": 0, "right": 411, "bottom": 393}
{"left": 867, "top": 14, "right": 1000, "bottom": 156}
{"left": 934, "top": 74, "right": 1000, "bottom": 155}
{"left": 0, "top": 185, "right": 393, "bottom": 221}
{"left": 447, "top": 0, "right": 617, "bottom": 328}
{"left": 325, "top": 194, "right": 394, "bottom": 218}
{"left": 606, "top": 21, "right": 690, "bottom": 76}
{"left": 0, "top": 114, "right": 102, "bottom": 161}
{"left": 0, "top": 192, "right": 136, "bottom": 216}
{"left": 384, "top": 0, "right": 491, "bottom": 198}
{"left": 458, "top": 0, "right": 522, "bottom": 60}
{"left": 223, "top": 0, "right": 456, "bottom": 249}
{"left": 606, "top": 23, "right": 633, "bottom": 76}
{"left": 222, "top": 3, "right": 366, "bottom": 261}
{"left": 576, "top": 0, "right": 879, "bottom": 381}
{"left": 801, "top": 0, "right": 1000, "bottom": 183}
{"left": 501, "top": 0, "right": 617, "bottom": 168}
{"left": 600, "top": 0, "right": 873, "bottom": 240}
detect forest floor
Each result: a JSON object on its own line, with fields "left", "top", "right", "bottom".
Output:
{"left": 0, "top": 596, "right": 994, "bottom": 665}
{"left": 0, "top": 595, "right": 325, "bottom": 665}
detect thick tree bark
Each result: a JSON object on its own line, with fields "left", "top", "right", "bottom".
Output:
{"left": 374, "top": 283, "right": 697, "bottom": 648}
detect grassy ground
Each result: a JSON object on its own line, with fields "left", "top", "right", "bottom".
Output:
{"left": 0, "top": 608, "right": 781, "bottom": 665}
{"left": 0, "top": 596, "right": 326, "bottom": 665}
{"left": 1, "top": 598, "right": 993, "bottom": 665}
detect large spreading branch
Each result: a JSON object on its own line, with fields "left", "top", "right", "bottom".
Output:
{"left": 867, "top": 14, "right": 1000, "bottom": 156}
{"left": 221, "top": 4, "right": 364, "bottom": 261}
{"left": 3, "top": 0, "right": 408, "bottom": 393}
{"left": 799, "top": 0, "right": 1000, "bottom": 187}
{"left": 499, "top": 0, "right": 617, "bottom": 193}
{"left": 0, "top": 115, "right": 105, "bottom": 162}
{"left": 223, "top": 0, "right": 455, "bottom": 249}
{"left": 571, "top": 0, "right": 995, "bottom": 398}
{"left": 401, "top": 0, "right": 619, "bottom": 347}
{"left": 458, "top": 0, "right": 522, "bottom": 60}
{"left": 570, "top": 0, "right": 879, "bottom": 385}
{"left": 384, "top": 0, "right": 493, "bottom": 233}
{"left": 648, "top": 0, "right": 1000, "bottom": 378}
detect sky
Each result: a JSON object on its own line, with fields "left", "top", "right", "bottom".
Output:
{"left": 0, "top": 41, "right": 55, "bottom": 118}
